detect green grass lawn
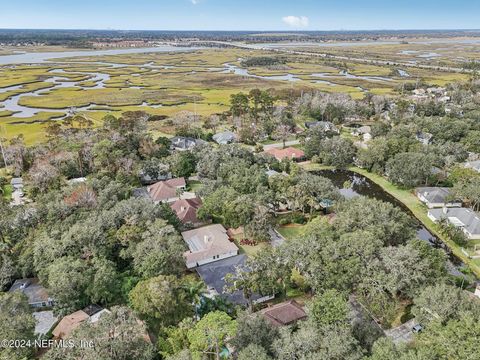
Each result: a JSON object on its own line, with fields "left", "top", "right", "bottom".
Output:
{"left": 277, "top": 224, "right": 306, "bottom": 240}
{"left": 231, "top": 234, "right": 268, "bottom": 257}
{"left": 301, "top": 163, "right": 335, "bottom": 171}
{"left": 187, "top": 180, "right": 203, "bottom": 193}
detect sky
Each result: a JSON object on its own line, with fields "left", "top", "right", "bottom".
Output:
{"left": 1, "top": 0, "right": 479, "bottom": 31}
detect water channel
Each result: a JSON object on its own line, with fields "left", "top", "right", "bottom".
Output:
{"left": 314, "top": 169, "right": 467, "bottom": 277}
{"left": 0, "top": 45, "right": 407, "bottom": 118}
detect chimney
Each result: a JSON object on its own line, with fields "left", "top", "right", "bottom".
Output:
{"left": 442, "top": 206, "right": 448, "bottom": 215}
{"left": 204, "top": 235, "right": 210, "bottom": 244}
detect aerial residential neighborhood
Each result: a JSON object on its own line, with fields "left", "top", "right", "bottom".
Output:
{"left": 1, "top": 1, "right": 480, "bottom": 360}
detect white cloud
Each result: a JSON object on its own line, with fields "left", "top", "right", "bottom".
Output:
{"left": 282, "top": 15, "right": 309, "bottom": 28}
{"left": 190, "top": 0, "right": 199, "bottom": 4}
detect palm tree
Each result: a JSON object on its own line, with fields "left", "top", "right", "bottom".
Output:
{"left": 182, "top": 279, "right": 206, "bottom": 318}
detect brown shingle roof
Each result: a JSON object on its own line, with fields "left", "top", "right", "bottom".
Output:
{"left": 52, "top": 310, "right": 89, "bottom": 339}
{"left": 171, "top": 197, "right": 202, "bottom": 224}
{"left": 264, "top": 147, "right": 305, "bottom": 161}
{"left": 260, "top": 300, "right": 307, "bottom": 326}
{"left": 147, "top": 177, "right": 186, "bottom": 202}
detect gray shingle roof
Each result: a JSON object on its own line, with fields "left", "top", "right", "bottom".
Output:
{"left": 213, "top": 131, "right": 236, "bottom": 144}
{"left": 10, "top": 177, "right": 23, "bottom": 186}
{"left": 9, "top": 278, "right": 51, "bottom": 305}
{"left": 416, "top": 187, "right": 453, "bottom": 204}
{"left": 170, "top": 137, "right": 206, "bottom": 150}
{"left": 429, "top": 207, "right": 480, "bottom": 236}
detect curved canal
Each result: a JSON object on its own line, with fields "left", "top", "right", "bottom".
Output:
{"left": 314, "top": 169, "right": 468, "bottom": 276}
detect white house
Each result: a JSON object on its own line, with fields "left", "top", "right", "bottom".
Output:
{"left": 182, "top": 224, "right": 239, "bottom": 269}
{"left": 416, "top": 187, "right": 461, "bottom": 209}
{"left": 428, "top": 207, "right": 480, "bottom": 240}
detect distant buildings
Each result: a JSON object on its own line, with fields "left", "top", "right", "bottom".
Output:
{"left": 196, "top": 254, "right": 274, "bottom": 305}
{"left": 170, "top": 136, "right": 206, "bottom": 151}
{"left": 213, "top": 131, "right": 237, "bottom": 145}
{"left": 52, "top": 305, "right": 109, "bottom": 339}
{"left": 10, "top": 177, "right": 23, "bottom": 190}
{"left": 10, "top": 177, "right": 25, "bottom": 206}
{"left": 182, "top": 224, "right": 239, "bottom": 269}
{"left": 304, "top": 121, "right": 339, "bottom": 133}
{"left": 351, "top": 125, "right": 372, "bottom": 142}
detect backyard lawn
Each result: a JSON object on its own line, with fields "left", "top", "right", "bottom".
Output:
{"left": 277, "top": 224, "right": 306, "bottom": 240}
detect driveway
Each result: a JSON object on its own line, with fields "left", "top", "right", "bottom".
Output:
{"left": 269, "top": 228, "right": 285, "bottom": 247}
{"left": 263, "top": 139, "right": 300, "bottom": 150}
{"left": 384, "top": 319, "right": 418, "bottom": 344}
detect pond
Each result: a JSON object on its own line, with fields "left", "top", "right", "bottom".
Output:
{"left": 314, "top": 169, "right": 467, "bottom": 275}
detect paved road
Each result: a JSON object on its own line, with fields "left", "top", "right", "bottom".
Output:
{"left": 269, "top": 228, "right": 285, "bottom": 247}
{"left": 197, "top": 41, "right": 472, "bottom": 75}
{"left": 10, "top": 190, "right": 24, "bottom": 206}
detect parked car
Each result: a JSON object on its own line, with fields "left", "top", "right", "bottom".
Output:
{"left": 412, "top": 324, "right": 423, "bottom": 333}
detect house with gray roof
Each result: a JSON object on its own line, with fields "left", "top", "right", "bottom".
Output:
{"left": 9, "top": 278, "right": 54, "bottom": 308}
{"left": 213, "top": 131, "right": 236, "bottom": 145}
{"left": 305, "top": 121, "right": 339, "bottom": 133}
{"left": 416, "top": 187, "right": 461, "bottom": 209}
{"left": 351, "top": 125, "right": 372, "bottom": 142}
{"left": 170, "top": 136, "right": 206, "bottom": 151}
{"left": 428, "top": 207, "right": 480, "bottom": 240}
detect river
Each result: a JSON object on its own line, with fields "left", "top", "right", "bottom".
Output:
{"left": 314, "top": 169, "right": 467, "bottom": 276}
{"left": 0, "top": 46, "right": 199, "bottom": 65}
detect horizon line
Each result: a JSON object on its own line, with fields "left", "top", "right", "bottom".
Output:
{"left": 1, "top": 28, "right": 480, "bottom": 33}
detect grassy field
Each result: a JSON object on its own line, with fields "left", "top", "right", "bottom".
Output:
{"left": 0, "top": 47, "right": 475, "bottom": 144}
